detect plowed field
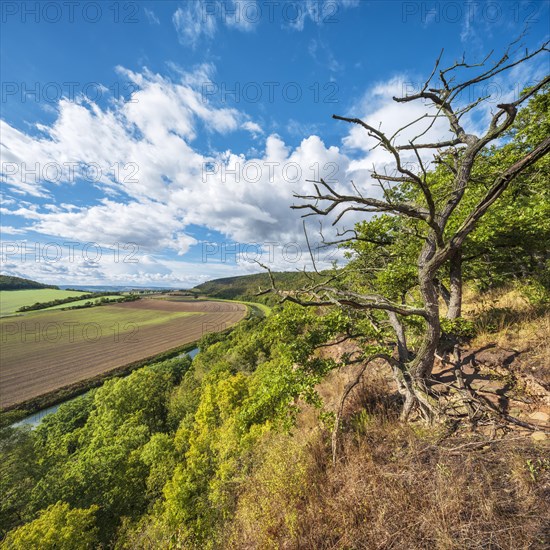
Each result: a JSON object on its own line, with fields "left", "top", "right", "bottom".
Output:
{"left": 0, "top": 299, "right": 246, "bottom": 408}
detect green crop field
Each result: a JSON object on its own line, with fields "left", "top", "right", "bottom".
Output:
{"left": 41, "top": 295, "right": 125, "bottom": 310}
{"left": 0, "top": 305, "right": 198, "bottom": 343}
{"left": 0, "top": 298, "right": 247, "bottom": 409}
{"left": 0, "top": 289, "right": 88, "bottom": 316}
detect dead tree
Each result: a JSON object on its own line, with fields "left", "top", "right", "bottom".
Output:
{"left": 265, "top": 41, "right": 550, "bottom": 421}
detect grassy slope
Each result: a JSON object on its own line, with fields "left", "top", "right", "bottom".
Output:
{"left": 192, "top": 271, "right": 326, "bottom": 303}
{"left": 463, "top": 286, "right": 550, "bottom": 382}
{"left": 227, "top": 286, "right": 550, "bottom": 549}
{"left": 0, "top": 289, "right": 88, "bottom": 316}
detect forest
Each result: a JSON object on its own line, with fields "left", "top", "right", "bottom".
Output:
{"left": 0, "top": 276, "right": 59, "bottom": 291}
{"left": 1, "top": 55, "right": 549, "bottom": 548}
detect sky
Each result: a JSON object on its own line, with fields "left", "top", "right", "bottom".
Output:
{"left": 1, "top": 0, "right": 549, "bottom": 288}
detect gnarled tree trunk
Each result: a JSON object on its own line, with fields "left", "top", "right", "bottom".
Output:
{"left": 447, "top": 250, "right": 463, "bottom": 320}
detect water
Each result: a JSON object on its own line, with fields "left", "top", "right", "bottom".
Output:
{"left": 180, "top": 347, "right": 199, "bottom": 360}
{"left": 12, "top": 347, "right": 199, "bottom": 428}
{"left": 12, "top": 402, "right": 64, "bottom": 429}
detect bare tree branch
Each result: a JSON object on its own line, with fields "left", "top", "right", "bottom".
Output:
{"left": 292, "top": 178, "right": 431, "bottom": 222}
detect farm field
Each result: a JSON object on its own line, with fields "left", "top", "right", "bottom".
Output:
{"left": 153, "top": 294, "right": 272, "bottom": 317}
{"left": 0, "top": 289, "right": 88, "bottom": 316}
{"left": 0, "top": 298, "right": 247, "bottom": 409}
{"left": 41, "top": 294, "right": 125, "bottom": 310}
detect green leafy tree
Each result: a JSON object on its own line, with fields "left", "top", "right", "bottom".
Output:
{"left": 456, "top": 83, "right": 550, "bottom": 300}
{"left": 0, "top": 425, "right": 38, "bottom": 537}
{"left": 2, "top": 502, "right": 98, "bottom": 550}
{"left": 19, "top": 359, "right": 190, "bottom": 543}
{"left": 278, "top": 43, "right": 550, "bottom": 420}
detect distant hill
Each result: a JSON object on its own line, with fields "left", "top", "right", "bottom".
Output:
{"left": 192, "top": 271, "right": 327, "bottom": 304}
{"left": 58, "top": 285, "right": 173, "bottom": 293}
{"left": 0, "top": 275, "right": 59, "bottom": 291}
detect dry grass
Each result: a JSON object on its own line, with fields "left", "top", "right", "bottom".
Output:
{"left": 463, "top": 286, "right": 550, "bottom": 382}
{"left": 228, "top": 378, "right": 550, "bottom": 549}
{"left": 292, "top": 432, "right": 549, "bottom": 549}
{"left": 227, "top": 286, "right": 550, "bottom": 549}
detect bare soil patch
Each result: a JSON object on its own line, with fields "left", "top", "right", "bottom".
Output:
{"left": 0, "top": 299, "right": 246, "bottom": 409}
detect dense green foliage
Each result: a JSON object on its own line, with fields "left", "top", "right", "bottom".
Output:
{"left": 0, "top": 275, "right": 58, "bottom": 291}
{"left": 461, "top": 85, "right": 550, "bottom": 298}
{"left": 0, "top": 307, "right": 347, "bottom": 547}
{"left": 2, "top": 502, "right": 99, "bottom": 549}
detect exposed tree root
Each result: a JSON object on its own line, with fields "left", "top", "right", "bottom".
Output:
{"left": 331, "top": 344, "right": 548, "bottom": 463}
{"left": 433, "top": 347, "right": 548, "bottom": 434}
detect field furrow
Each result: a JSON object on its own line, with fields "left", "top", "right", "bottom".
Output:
{"left": 0, "top": 299, "right": 247, "bottom": 408}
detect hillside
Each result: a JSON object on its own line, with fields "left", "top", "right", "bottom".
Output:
{"left": 0, "top": 275, "right": 58, "bottom": 291}
{"left": 1, "top": 285, "right": 547, "bottom": 548}
{"left": 192, "top": 271, "right": 327, "bottom": 303}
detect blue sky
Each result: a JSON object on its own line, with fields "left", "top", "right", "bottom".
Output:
{"left": 1, "top": 0, "right": 549, "bottom": 287}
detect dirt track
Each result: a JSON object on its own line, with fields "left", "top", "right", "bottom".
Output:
{"left": 0, "top": 299, "right": 246, "bottom": 409}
